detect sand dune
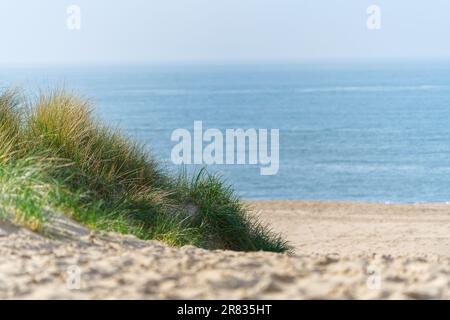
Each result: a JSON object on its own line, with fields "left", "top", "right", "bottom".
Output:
{"left": 0, "top": 201, "right": 449, "bottom": 299}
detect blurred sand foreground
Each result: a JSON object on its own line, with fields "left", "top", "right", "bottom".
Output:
{"left": 0, "top": 201, "right": 449, "bottom": 299}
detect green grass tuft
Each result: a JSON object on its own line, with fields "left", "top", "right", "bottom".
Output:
{"left": 0, "top": 89, "right": 290, "bottom": 253}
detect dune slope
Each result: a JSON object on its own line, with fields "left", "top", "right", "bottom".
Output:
{"left": 1, "top": 201, "right": 449, "bottom": 299}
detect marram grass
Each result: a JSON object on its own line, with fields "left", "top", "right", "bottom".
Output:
{"left": 0, "top": 89, "right": 290, "bottom": 253}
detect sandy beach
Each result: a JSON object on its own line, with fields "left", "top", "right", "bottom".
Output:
{"left": 252, "top": 201, "right": 450, "bottom": 257}
{"left": 1, "top": 201, "right": 449, "bottom": 299}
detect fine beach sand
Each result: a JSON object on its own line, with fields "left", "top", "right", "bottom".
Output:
{"left": 1, "top": 201, "right": 449, "bottom": 299}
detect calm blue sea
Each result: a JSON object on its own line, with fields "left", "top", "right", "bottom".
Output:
{"left": 2, "top": 61, "right": 450, "bottom": 202}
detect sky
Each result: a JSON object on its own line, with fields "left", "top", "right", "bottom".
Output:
{"left": 0, "top": 0, "right": 449, "bottom": 65}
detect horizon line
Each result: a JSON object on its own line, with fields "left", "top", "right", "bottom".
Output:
{"left": 1, "top": 56, "right": 450, "bottom": 68}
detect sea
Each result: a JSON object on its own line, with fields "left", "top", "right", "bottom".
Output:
{"left": 2, "top": 60, "right": 450, "bottom": 202}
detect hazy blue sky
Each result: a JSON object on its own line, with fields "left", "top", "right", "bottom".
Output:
{"left": 0, "top": 0, "right": 449, "bottom": 64}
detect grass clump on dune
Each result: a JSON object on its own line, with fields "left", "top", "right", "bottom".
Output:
{"left": 0, "top": 89, "right": 290, "bottom": 253}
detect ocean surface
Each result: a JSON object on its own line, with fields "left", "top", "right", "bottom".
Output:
{"left": 2, "top": 61, "right": 450, "bottom": 202}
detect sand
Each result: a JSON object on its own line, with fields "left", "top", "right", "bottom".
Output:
{"left": 252, "top": 201, "right": 450, "bottom": 257}
{"left": 0, "top": 201, "right": 449, "bottom": 299}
